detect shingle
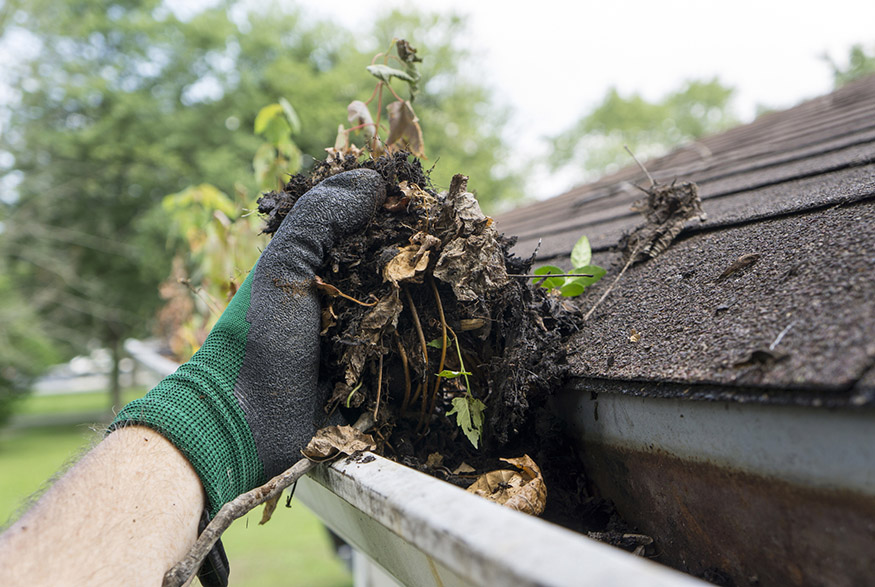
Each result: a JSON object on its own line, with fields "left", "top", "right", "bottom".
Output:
{"left": 496, "top": 74, "right": 875, "bottom": 403}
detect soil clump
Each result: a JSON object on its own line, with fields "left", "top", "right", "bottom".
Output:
{"left": 258, "top": 152, "right": 638, "bottom": 545}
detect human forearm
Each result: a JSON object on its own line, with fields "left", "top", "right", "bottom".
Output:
{"left": 0, "top": 426, "right": 204, "bottom": 585}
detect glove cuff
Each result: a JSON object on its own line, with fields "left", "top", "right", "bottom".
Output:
{"left": 109, "top": 272, "right": 263, "bottom": 516}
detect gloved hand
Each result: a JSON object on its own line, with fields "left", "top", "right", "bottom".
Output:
{"left": 110, "top": 169, "right": 385, "bottom": 582}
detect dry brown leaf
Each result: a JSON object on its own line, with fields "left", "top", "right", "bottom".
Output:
{"left": 259, "top": 494, "right": 281, "bottom": 525}
{"left": 465, "top": 454, "right": 547, "bottom": 516}
{"left": 301, "top": 425, "right": 377, "bottom": 462}
{"left": 386, "top": 100, "right": 425, "bottom": 157}
{"left": 383, "top": 244, "right": 431, "bottom": 285}
{"left": 452, "top": 462, "right": 476, "bottom": 475}
{"left": 425, "top": 452, "right": 444, "bottom": 469}
{"left": 629, "top": 329, "right": 641, "bottom": 343}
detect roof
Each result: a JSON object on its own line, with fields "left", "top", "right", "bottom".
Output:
{"left": 496, "top": 74, "right": 875, "bottom": 407}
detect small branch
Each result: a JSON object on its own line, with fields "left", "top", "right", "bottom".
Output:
{"left": 404, "top": 286, "right": 429, "bottom": 368}
{"left": 421, "top": 276, "right": 448, "bottom": 433}
{"left": 583, "top": 247, "right": 639, "bottom": 322}
{"left": 397, "top": 337, "right": 412, "bottom": 415}
{"left": 373, "top": 353, "right": 384, "bottom": 420}
{"left": 163, "top": 415, "right": 375, "bottom": 587}
{"left": 162, "top": 458, "right": 316, "bottom": 587}
{"left": 625, "top": 145, "right": 655, "bottom": 188}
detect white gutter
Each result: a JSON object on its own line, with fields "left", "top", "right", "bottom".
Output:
{"left": 296, "top": 453, "right": 707, "bottom": 587}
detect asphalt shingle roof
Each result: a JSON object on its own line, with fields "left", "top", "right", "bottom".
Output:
{"left": 496, "top": 75, "right": 875, "bottom": 406}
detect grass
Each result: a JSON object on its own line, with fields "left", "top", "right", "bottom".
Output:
{"left": 0, "top": 390, "right": 352, "bottom": 587}
{"left": 14, "top": 388, "right": 145, "bottom": 416}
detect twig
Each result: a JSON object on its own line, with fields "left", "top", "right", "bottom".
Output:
{"left": 163, "top": 415, "right": 375, "bottom": 587}
{"left": 373, "top": 353, "right": 384, "bottom": 420}
{"left": 404, "top": 286, "right": 429, "bottom": 367}
{"left": 397, "top": 338, "right": 412, "bottom": 415}
{"left": 419, "top": 276, "right": 447, "bottom": 433}
{"left": 624, "top": 145, "right": 655, "bottom": 188}
{"left": 583, "top": 246, "right": 640, "bottom": 322}
{"left": 162, "top": 458, "right": 316, "bottom": 587}
{"left": 769, "top": 320, "right": 797, "bottom": 351}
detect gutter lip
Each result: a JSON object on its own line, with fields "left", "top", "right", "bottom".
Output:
{"left": 566, "top": 376, "right": 875, "bottom": 409}
{"left": 297, "top": 452, "right": 707, "bottom": 587}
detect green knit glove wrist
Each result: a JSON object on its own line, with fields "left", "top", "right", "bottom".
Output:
{"left": 109, "top": 169, "right": 385, "bottom": 517}
{"left": 112, "top": 270, "right": 261, "bottom": 515}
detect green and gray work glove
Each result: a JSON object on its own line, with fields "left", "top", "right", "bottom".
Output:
{"left": 111, "top": 169, "right": 384, "bottom": 570}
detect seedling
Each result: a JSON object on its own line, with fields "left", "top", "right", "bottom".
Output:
{"left": 532, "top": 235, "right": 606, "bottom": 297}
{"left": 430, "top": 331, "right": 485, "bottom": 448}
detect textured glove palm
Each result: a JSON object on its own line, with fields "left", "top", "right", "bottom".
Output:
{"left": 112, "top": 169, "right": 385, "bottom": 516}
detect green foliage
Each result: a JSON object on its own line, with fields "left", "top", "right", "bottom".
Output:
{"left": 532, "top": 235, "right": 606, "bottom": 297}
{"left": 0, "top": 2, "right": 521, "bottom": 402}
{"left": 550, "top": 78, "right": 737, "bottom": 179}
{"left": 825, "top": 43, "right": 875, "bottom": 88}
{"left": 446, "top": 395, "right": 486, "bottom": 449}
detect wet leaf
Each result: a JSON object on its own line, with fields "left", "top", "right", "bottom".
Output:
{"left": 447, "top": 395, "right": 485, "bottom": 448}
{"left": 301, "top": 425, "right": 377, "bottom": 462}
{"left": 466, "top": 455, "right": 547, "bottom": 516}
{"left": 386, "top": 100, "right": 425, "bottom": 157}
{"left": 434, "top": 232, "right": 509, "bottom": 301}
{"left": 570, "top": 235, "right": 592, "bottom": 268}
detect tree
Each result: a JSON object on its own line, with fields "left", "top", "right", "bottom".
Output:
{"left": 549, "top": 78, "right": 737, "bottom": 181}
{"left": 0, "top": 1, "right": 521, "bottom": 410}
{"left": 825, "top": 43, "right": 875, "bottom": 88}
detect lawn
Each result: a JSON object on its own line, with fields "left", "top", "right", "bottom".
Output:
{"left": 0, "top": 391, "right": 352, "bottom": 586}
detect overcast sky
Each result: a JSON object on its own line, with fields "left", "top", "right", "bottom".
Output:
{"left": 295, "top": 0, "right": 875, "bottom": 199}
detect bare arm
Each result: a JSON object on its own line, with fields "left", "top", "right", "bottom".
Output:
{"left": 0, "top": 426, "right": 204, "bottom": 585}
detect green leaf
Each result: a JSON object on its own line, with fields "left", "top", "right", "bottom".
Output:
{"left": 366, "top": 64, "right": 417, "bottom": 85}
{"left": 254, "top": 103, "right": 283, "bottom": 134}
{"left": 278, "top": 97, "right": 301, "bottom": 135}
{"left": 427, "top": 338, "right": 443, "bottom": 349}
{"left": 446, "top": 396, "right": 486, "bottom": 448}
{"left": 559, "top": 281, "right": 585, "bottom": 297}
{"left": 571, "top": 235, "right": 592, "bottom": 269}
{"left": 532, "top": 265, "right": 566, "bottom": 290}
{"left": 437, "top": 369, "right": 472, "bottom": 379}
{"left": 568, "top": 264, "right": 607, "bottom": 289}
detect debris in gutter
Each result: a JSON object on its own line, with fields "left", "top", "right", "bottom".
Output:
{"left": 466, "top": 455, "right": 547, "bottom": 516}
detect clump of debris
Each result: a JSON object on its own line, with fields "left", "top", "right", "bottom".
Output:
{"left": 258, "top": 151, "right": 617, "bottom": 537}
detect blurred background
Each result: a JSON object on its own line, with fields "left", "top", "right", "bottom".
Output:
{"left": 0, "top": 0, "right": 873, "bottom": 584}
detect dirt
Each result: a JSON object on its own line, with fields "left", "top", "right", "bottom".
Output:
{"left": 258, "top": 152, "right": 646, "bottom": 549}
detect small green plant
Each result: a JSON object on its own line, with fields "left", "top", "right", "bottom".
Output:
{"left": 430, "top": 332, "right": 485, "bottom": 448}
{"left": 533, "top": 235, "right": 606, "bottom": 297}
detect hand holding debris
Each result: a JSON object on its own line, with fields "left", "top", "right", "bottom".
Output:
{"left": 110, "top": 169, "right": 385, "bottom": 585}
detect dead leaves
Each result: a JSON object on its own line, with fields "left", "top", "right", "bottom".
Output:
{"left": 466, "top": 455, "right": 547, "bottom": 516}
{"left": 622, "top": 180, "right": 706, "bottom": 263}
{"left": 386, "top": 100, "right": 425, "bottom": 158}
{"left": 301, "top": 425, "right": 377, "bottom": 462}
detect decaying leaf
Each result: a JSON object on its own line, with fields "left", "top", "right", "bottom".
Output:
{"left": 347, "top": 100, "right": 375, "bottom": 143}
{"left": 301, "top": 425, "right": 377, "bottom": 462}
{"left": 716, "top": 253, "right": 761, "bottom": 282}
{"left": 342, "top": 289, "right": 403, "bottom": 385}
{"left": 383, "top": 243, "right": 431, "bottom": 285}
{"left": 453, "top": 462, "right": 476, "bottom": 475}
{"left": 621, "top": 180, "right": 706, "bottom": 263}
{"left": 629, "top": 329, "right": 641, "bottom": 343}
{"left": 466, "top": 455, "right": 547, "bottom": 516}
{"left": 386, "top": 100, "right": 425, "bottom": 157}
{"left": 425, "top": 452, "right": 444, "bottom": 469}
